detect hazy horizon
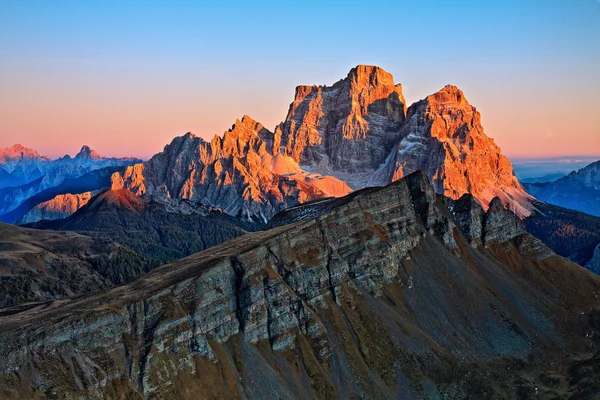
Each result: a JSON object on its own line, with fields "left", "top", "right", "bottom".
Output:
{"left": 1, "top": 1, "right": 599, "bottom": 159}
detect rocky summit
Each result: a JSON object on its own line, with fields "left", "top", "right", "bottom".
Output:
{"left": 381, "top": 85, "right": 533, "bottom": 217}
{"left": 112, "top": 116, "right": 351, "bottom": 222}
{"left": 1, "top": 172, "right": 599, "bottom": 399}
{"left": 112, "top": 65, "right": 532, "bottom": 222}
{"left": 274, "top": 65, "right": 406, "bottom": 173}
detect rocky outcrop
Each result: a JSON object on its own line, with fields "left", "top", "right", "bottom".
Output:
{"left": 2, "top": 173, "right": 598, "bottom": 399}
{"left": 112, "top": 116, "right": 351, "bottom": 222}
{"left": 383, "top": 85, "right": 533, "bottom": 217}
{"left": 111, "top": 66, "right": 531, "bottom": 223}
{"left": 18, "top": 191, "right": 95, "bottom": 224}
{"left": 274, "top": 65, "right": 406, "bottom": 174}
{"left": 450, "top": 194, "right": 485, "bottom": 247}
{"left": 482, "top": 197, "right": 524, "bottom": 245}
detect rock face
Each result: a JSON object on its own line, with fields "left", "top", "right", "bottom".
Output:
{"left": 524, "top": 160, "right": 600, "bottom": 217}
{"left": 383, "top": 85, "right": 532, "bottom": 217}
{"left": 113, "top": 116, "right": 352, "bottom": 222}
{"left": 0, "top": 145, "right": 141, "bottom": 216}
{"left": 18, "top": 191, "right": 95, "bottom": 224}
{"left": 274, "top": 65, "right": 406, "bottom": 174}
{"left": 114, "top": 66, "right": 531, "bottom": 222}
{"left": 1, "top": 173, "right": 599, "bottom": 399}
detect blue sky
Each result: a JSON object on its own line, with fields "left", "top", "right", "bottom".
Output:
{"left": 1, "top": 0, "right": 599, "bottom": 158}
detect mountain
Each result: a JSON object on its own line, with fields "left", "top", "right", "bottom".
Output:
{"left": 18, "top": 191, "right": 95, "bottom": 224}
{"left": 1, "top": 172, "right": 599, "bottom": 398}
{"left": 524, "top": 160, "right": 600, "bottom": 217}
{"left": 0, "top": 144, "right": 50, "bottom": 187}
{"left": 0, "top": 222, "right": 158, "bottom": 308}
{"left": 0, "top": 166, "right": 24, "bottom": 188}
{"left": 380, "top": 85, "right": 532, "bottom": 217}
{"left": 520, "top": 173, "right": 565, "bottom": 183}
{"left": 0, "top": 166, "right": 123, "bottom": 224}
{"left": 0, "top": 145, "right": 140, "bottom": 216}
{"left": 27, "top": 189, "right": 261, "bottom": 262}
{"left": 113, "top": 65, "right": 530, "bottom": 221}
{"left": 523, "top": 200, "right": 600, "bottom": 269}
{"left": 273, "top": 65, "right": 406, "bottom": 173}
{"left": 113, "top": 116, "right": 352, "bottom": 222}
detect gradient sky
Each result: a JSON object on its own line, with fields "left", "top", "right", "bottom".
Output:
{"left": 1, "top": 0, "right": 599, "bottom": 159}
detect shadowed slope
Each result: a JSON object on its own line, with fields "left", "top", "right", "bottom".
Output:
{"left": 1, "top": 172, "right": 599, "bottom": 399}
{"left": 28, "top": 189, "right": 261, "bottom": 262}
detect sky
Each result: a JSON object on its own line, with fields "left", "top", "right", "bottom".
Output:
{"left": 0, "top": 0, "right": 599, "bottom": 160}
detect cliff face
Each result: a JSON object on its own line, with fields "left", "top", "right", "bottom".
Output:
{"left": 1, "top": 172, "right": 598, "bottom": 399}
{"left": 111, "top": 66, "right": 531, "bottom": 223}
{"left": 274, "top": 65, "right": 406, "bottom": 173}
{"left": 383, "top": 85, "right": 532, "bottom": 217}
{"left": 112, "top": 116, "right": 351, "bottom": 222}
{"left": 18, "top": 191, "right": 95, "bottom": 224}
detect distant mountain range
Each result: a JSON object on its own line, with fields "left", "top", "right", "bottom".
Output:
{"left": 524, "top": 160, "right": 600, "bottom": 217}
{"left": 512, "top": 156, "right": 600, "bottom": 183}
{"left": 0, "top": 144, "right": 140, "bottom": 219}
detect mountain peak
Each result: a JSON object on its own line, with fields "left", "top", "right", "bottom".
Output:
{"left": 0, "top": 143, "right": 44, "bottom": 162}
{"left": 75, "top": 145, "right": 102, "bottom": 160}
{"left": 388, "top": 85, "right": 532, "bottom": 217}
{"left": 346, "top": 64, "right": 395, "bottom": 88}
{"left": 83, "top": 189, "right": 146, "bottom": 213}
{"left": 426, "top": 84, "right": 469, "bottom": 107}
{"left": 276, "top": 64, "right": 406, "bottom": 173}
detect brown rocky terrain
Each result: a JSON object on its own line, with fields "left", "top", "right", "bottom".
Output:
{"left": 0, "top": 172, "right": 598, "bottom": 399}
{"left": 0, "top": 222, "right": 157, "bottom": 308}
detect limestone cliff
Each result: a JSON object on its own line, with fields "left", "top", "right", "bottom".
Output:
{"left": 275, "top": 65, "right": 406, "bottom": 173}
{"left": 18, "top": 191, "right": 95, "bottom": 224}
{"left": 383, "top": 85, "right": 532, "bottom": 217}
{"left": 112, "top": 116, "right": 351, "bottom": 222}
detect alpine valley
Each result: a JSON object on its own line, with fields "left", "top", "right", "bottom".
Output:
{"left": 1, "top": 65, "right": 600, "bottom": 399}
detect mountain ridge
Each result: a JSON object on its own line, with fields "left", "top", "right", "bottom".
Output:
{"left": 524, "top": 160, "right": 600, "bottom": 217}
{"left": 112, "top": 65, "right": 531, "bottom": 222}
{"left": 1, "top": 171, "right": 598, "bottom": 398}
